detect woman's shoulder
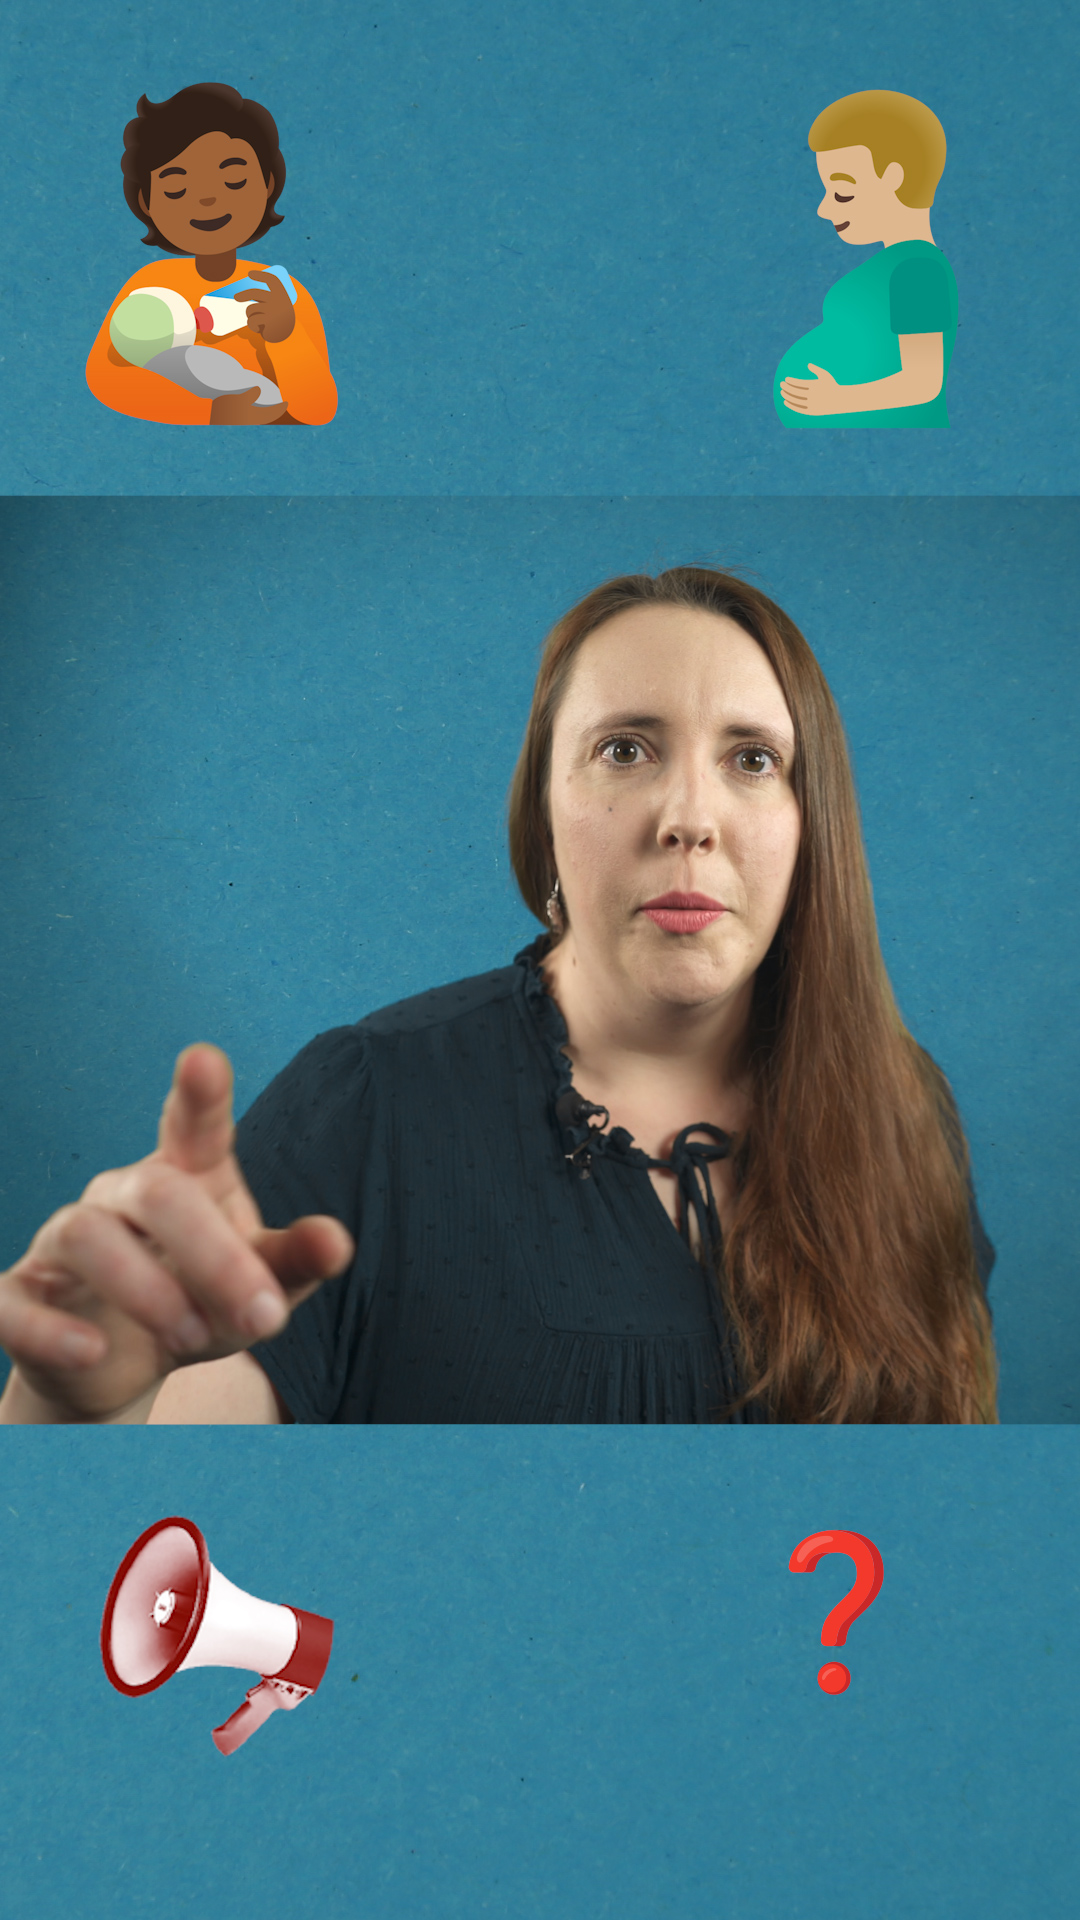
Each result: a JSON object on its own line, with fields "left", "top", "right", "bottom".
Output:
{"left": 237, "top": 949, "right": 543, "bottom": 1142}
{"left": 359, "top": 959, "right": 522, "bottom": 1039}
{"left": 262, "top": 957, "right": 526, "bottom": 1075}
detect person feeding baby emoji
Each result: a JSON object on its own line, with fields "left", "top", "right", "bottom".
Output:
{"left": 86, "top": 83, "right": 337, "bottom": 425}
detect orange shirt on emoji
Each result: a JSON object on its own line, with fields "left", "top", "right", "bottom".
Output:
{"left": 86, "top": 259, "right": 337, "bottom": 424}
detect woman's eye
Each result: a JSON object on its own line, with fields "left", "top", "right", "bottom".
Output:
{"left": 834, "top": 193, "right": 854, "bottom": 203}
{"left": 599, "top": 737, "right": 646, "bottom": 766}
{"left": 225, "top": 179, "right": 248, "bottom": 191}
{"left": 163, "top": 189, "right": 186, "bottom": 200}
{"left": 733, "top": 746, "right": 779, "bottom": 777}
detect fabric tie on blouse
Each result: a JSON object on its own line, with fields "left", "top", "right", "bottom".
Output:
{"left": 551, "top": 1085, "right": 740, "bottom": 1400}
{"left": 523, "top": 936, "right": 743, "bottom": 1399}
{"left": 521, "top": 937, "right": 736, "bottom": 1261}
{"left": 554, "top": 1087, "right": 732, "bottom": 1261}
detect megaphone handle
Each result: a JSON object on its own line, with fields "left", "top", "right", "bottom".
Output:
{"left": 211, "top": 1680, "right": 284, "bottom": 1756}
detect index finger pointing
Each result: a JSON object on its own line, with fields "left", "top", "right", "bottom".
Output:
{"left": 157, "top": 1044, "right": 236, "bottom": 1174}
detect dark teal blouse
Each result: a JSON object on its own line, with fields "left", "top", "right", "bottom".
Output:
{"left": 238, "top": 939, "right": 994, "bottom": 1423}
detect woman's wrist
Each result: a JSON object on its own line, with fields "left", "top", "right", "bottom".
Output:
{"left": 0, "top": 1365, "right": 164, "bottom": 1425}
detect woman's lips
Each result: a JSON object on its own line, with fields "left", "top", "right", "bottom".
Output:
{"left": 643, "top": 908, "right": 726, "bottom": 932}
{"left": 190, "top": 214, "right": 232, "bottom": 232}
{"left": 833, "top": 221, "right": 850, "bottom": 233}
{"left": 640, "top": 891, "right": 728, "bottom": 934}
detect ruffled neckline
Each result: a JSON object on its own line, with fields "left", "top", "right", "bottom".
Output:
{"left": 514, "top": 933, "right": 575, "bottom": 1097}
{"left": 513, "top": 936, "right": 735, "bottom": 1266}
{"left": 514, "top": 935, "right": 644, "bottom": 1165}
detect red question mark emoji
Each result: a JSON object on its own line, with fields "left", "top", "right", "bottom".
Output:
{"left": 789, "top": 1531, "right": 884, "bottom": 1694}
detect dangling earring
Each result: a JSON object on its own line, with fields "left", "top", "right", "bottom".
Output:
{"left": 545, "top": 876, "right": 564, "bottom": 936}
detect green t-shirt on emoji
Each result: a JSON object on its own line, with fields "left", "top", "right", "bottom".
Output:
{"left": 774, "top": 240, "right": 958, "bottom": 428}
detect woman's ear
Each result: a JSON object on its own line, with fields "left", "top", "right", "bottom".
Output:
{"left": 138, "top": 187, "right": 150, "bottom": 216}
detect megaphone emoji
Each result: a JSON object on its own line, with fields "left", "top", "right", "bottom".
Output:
{"left": 101, "top": 1517, "right": 333, "bottom": 1756}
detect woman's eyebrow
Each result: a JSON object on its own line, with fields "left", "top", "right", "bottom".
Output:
{"left": 719, "top": 719, "right": 794, "bottom": 751}
{"left": 587, "top": 711, "right": 664, "bottom": 732}
{"left": 585, "top": 712, "right": 794, "bottom": 750}
{"left": 158, "top": 166, "right": 186, "bottom": 179}
{"left": 219, "top": 157, "right": 249, "bottom": 170}
{"left": 829, "top": 172, "right": 857, "bottom": 183}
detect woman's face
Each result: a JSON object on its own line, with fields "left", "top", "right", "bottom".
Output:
{"left": 547, "top": 604, "right": 802, "bottom": 1013}
{"left": 138, "top": 131, "right": 272, "bottom": 255}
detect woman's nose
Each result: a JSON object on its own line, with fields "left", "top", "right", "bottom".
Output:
{"left": 199, "top": 197, "right": 217, "bottom": 207}
{"left": 656, "top": 783, "right": 720, "bottom": 851}
{"left": 659, "top": 816, "right": 718, "bottom": 851}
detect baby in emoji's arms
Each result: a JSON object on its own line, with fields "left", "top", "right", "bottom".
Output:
{"left": 109, "top": 266, "right": 298, "bottom": 410}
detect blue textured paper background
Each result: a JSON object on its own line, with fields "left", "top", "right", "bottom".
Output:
{"left": 1, "top": 1427, "right": 1078, "bottom": 1918}
{"left": 0, "top": 495, "right": 1076, "bottom": 1419}
{"left": 1, "top": 0, "right": 1076, "bottom": 494}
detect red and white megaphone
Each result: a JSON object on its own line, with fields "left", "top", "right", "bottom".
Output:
{"left": 101, "top": 1517, "right": 333, "bottom": 1756}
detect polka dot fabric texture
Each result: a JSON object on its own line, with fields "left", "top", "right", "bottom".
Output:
{"left": 237, "top": 940, "right": 994, "bottom": 1424}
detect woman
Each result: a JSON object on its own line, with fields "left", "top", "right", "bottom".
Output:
{"left": 0, "top": 567, "right": 997, "bottom": 1425}
{"left": 85, "top": 83, "right": 337, "bottom": 426}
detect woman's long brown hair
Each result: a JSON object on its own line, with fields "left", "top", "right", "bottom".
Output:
{"left": 508, "top": 567, "right": 997, "bottom": 1423}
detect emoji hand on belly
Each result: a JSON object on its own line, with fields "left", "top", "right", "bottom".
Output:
{"left": 780, "top": 363, "right": 843, "bottom": 415}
